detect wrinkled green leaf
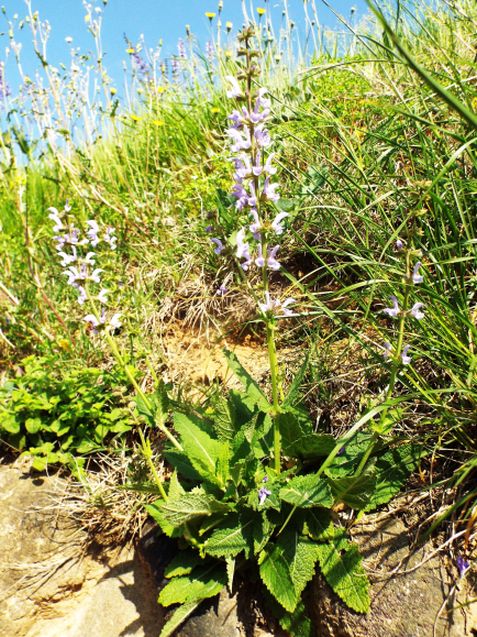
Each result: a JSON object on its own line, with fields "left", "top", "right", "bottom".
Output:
{"left": 316, "top": 532, "right": 370, "bottom": 613}
{"left": 223, "top": 349, "right": 271, "bottom": 412}
{"left": 158, "top": 562, "right": 226, "bottom": 606}
{"left": 259, "top": 530, "right": 320, "bottom": 612}
{"left": 280, "top": 474, "right": 333, "bottom": 508}
{"left": 365, "top": 444, "right": 426, "bottom": 512}
{"left": 327, "top": 473, "right": 376, "bottom": 510}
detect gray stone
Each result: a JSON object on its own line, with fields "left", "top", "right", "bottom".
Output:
{"left": 311, "top": 511, "right": 477, "bottom": 637}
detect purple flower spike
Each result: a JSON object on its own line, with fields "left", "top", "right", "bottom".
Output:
{"left": 395, "top": 238, "right": 404, "bottom": 251}
{"left": 410, "top": 302, "right": 425, "bottom": 320}
{"left": 211, "top": 237, "right": 224, "bottom": 255}
{"left": 258, "top": 487, "right": 272, "bottom": 505}
{"left": 401, "top": 344, "right": 411, "bottom": 365}
{"left": 412, "top": 261, "right": 424, "bottom": 284}
{"left": 457, "top": 556, "right": 470, "bottom": 578}
{"left": 383, "top": 295, "right": 400, "bottom": 318}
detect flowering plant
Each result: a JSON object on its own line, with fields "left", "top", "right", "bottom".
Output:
{"left": 144, "top": 29, "right": 425, "bottom": 637}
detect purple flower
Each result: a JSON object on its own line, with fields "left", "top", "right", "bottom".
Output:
{"left": 76, "top": 285, "right": 87, "bottom": 305}
{"left": 249, "top": 209, "right": 262, "bottom": 239}
{"left": 280, "top": 297, "right": 297, "bottom": 317}
{"left": 412, "top": 261, "right": 424, "bottom": 284}
{"left": 255, "top": 244, "right": 265, "bottom": 268}
{"left": 266, "top": 245, "right": 281, "bottom": 271}
{"left": 263, "top": 153, "right": 277, "bottom": 176}
{"left": 258, "top": 487, "right": 272, "bottom": 505}
{"left": 86, "top": 220, "right": 100, "bottom": 247}
{"left": 258, "top": 292, "right": 295, "bottom": 317}
{"left": 211, "top": 237, "right": 224, "bottom": 255}
{"left": 395, "top": 238, "right": 404, "bottom": 251}
{"left": 236, "top": 228, "right": 252, "bottom": 270}
{"left": 83, "top": 312, "right": 104, "bottom": 334}
{"left": 271, "top": 212, "right": 288, "bottom": 235}
{"left": 401, "top": 344, "right": 411, "bottom": 365}
{"left": 216, "top": 283, "right": 228, "bottom": 296}
{"left": 104, "top": 227, "right": 117, "bottom": 250}
{"left": 48, "top": 207, "right": 64, "bottom": 233}
{"left": 109, "top": 313, "right": 122, "bottom": 331}
{"left": 97, "top": 288, "right": 109, "bottom": 304}
{"left": 456, "top": 556, "right": 470, "bottom": 578}
{"left": 254, "top": 126, "right": 271, "bottom": 148}
{"left": 410, "top": 302, "right": 425, "bottom": 320}
{"left": 58, "top": 246, "right": 77, "bottom": 267}
{"left": 228, "top": 126, "right": 252, "bottom": 152}
{"left": 228, "top": 109, "right": 243, "bottom": 129}
{"left": 205, "top": 224, "right": 214, "bottom": 233}
{"left": 383, "top": 295, "right": 400, "bottom": 318}
{"left": 263, "top": 177, "right": 279, "bottom": 202}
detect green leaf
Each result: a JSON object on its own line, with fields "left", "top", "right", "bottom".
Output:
{"left": 278, "top": 411, "right": 335, "bottom": 460}
{"left": 277, "top": 601, "right": 313, "bottom": 637}
{"left": 259, "top": 531, "right": 320, "bottom": 612}
{"left": 135, "top": 381, "right": 169, "bottom": 427}
{"left": 164, "top": 550, "right": 205, "bottom": 578}
{"left": 158, "top": 489, "right": 232, "bottom": 528}
{"left": 223, "top": 349, "right": 271, "bottom": 412}
{"left": 158, "top": 562, "right": 226, "bottom": 606}
{"left": 326, "top": 431, "right": 375, "bottom": 477}
{"left": 159, "top": 601, "right": 202, "bottom": 637}
{"left": 280, "top": 474, "right": 333, "bottom": 509}
{"left": 25, "top": 417, "right": 42, "bottom": 434}
{"left": 327, "top": 473, "right": 376, "bottom": 510}
{"left": 1, "top": 413, "right": 20, "bottom": 434}
{"left": 316, "top": 532, "right": 370, "bottom": 613}
{"left": 365, "top": 444, "right": 426, "bottom": 512}
{"left": 303, "top": 509, "right": 334, "bottom": 541}
{"left": 173, "top": 412, "right": 230, "bottom": 487}
{"left": 203, "top": 513, "right": 254, "bottom": 558}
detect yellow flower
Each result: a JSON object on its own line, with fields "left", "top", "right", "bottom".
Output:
{"left": 152, "top": 119, "right": 165, "bottom": 126}
{"left": 472, "top": 96, "right": 477, "bottom": 112}
{"left": 157, "top": 86, "right": 166, "bottom": 94}
{"left": 224, "top": 49, "right": 232, "bottom": 58}
{"left": 205, "top": 11, "right": 216, "bottom": 20}
{"left": 226, "top": 20, "right": 233, "bottom": 31}
{"left": 257, "top": 7, "right": 266, "bottom": 16}
{"left": 130, "top": 114, "right": 141, "bottom": 122}
{"left": 126, "top": 47, "right": 136, "bottom": 54}
{"left": 211, "top": 107, "right": 220, "bottom": 114}
{"left": 110, "top": 87, "right": 117, "bottom": 95}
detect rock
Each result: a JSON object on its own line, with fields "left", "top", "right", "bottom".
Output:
{"left": 0, "top": 459, "right": 164, "bottom": 637}
{"left": 311, "top": 510, "right": 477, "bottom": 637}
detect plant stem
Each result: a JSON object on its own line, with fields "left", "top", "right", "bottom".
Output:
{"left": 266, "top": 320, "right": 282, "bottom": 473}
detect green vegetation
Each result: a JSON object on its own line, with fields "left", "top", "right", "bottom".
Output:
{"left": 0, "top": 0, "right": 476, "bottom": 634}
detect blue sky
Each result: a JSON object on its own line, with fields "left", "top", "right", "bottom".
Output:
{"left": 1, "top": 0, "right": 367, "bottom": 94}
